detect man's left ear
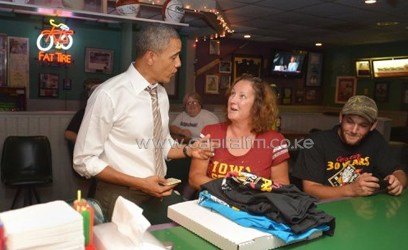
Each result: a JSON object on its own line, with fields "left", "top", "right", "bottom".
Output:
{"left": 145, "top": 50, "right": 155, "bottom": 66}
{"left": 369, "top": 120, "right": 378, "bottom": 131}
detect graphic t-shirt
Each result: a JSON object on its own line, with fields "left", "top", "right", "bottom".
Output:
{"left": 292, "top": 125, "right": 399, "bottom": 186}
{"left": 202, "top": 123, "right": 290, "bottom": 179}
{"left": 171, "top": 109, "right": 219, "bottom": 138}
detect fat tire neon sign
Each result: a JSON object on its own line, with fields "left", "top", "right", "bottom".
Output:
{"left": 37, "top": 19, "right": 73, "bottom": 64}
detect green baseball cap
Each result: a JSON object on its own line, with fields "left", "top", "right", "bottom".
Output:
{"left": 341, "top": 95, "right": 378, "bottom": 123}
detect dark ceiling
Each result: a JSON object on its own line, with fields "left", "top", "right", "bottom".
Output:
{"left": 1, "top": 0, "right": 407, "bottom": 49}
{"left": 216, "top": 0, "right": 408, "bottom": 48}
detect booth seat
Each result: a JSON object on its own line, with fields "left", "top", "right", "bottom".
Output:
{"left": 389, "top": 141, "right": 408, "bottom": 172}
{"left": 390, "top": 126, "right": 408, "bottom": 144}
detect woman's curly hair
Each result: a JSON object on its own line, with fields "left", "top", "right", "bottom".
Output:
{"left": 225, "top": 74, "right": 279, "bottom": 134}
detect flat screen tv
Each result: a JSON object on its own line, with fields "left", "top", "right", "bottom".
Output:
{"left": 270, "top": 50, "right": 307, "bottom": 77}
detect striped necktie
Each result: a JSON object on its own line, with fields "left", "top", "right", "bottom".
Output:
{"left": 145, "top": 86, "right": 165, "bottom": 177}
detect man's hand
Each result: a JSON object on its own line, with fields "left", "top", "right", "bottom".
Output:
{"left": 188, "top": 134, "right": 218, "bottom": 160}
{"left": 349, "top": 173, "right": 380, "bottom": 197}
{"left": 137, "top": 176, "right": 174, "bottom": 198}
{"left": 385, "top": 174, "right": 404, "bottom": 196}
{"left": 180, "top": 129, "right": 192, "bottom": 139}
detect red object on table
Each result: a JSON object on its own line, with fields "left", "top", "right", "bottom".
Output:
{"left": 73, "top": 190, "right": 95, "bottom": 248}
{"left": 0, "top": 221, "right": 5, "bottom": 250}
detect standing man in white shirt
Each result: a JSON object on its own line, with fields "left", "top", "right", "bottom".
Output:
{"left": 73, "top": 23, "right": 213, "bottom": 223}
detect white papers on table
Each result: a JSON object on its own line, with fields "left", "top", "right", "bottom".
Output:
{"left": 0, "top": 200, "right": 84, "bottom": 250}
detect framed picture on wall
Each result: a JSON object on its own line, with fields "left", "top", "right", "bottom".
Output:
{"left": 39, "top": 73, "right": 59, "bottom": 97}
{"left": 0, "top": 50, "right": 6, "bottom": 87}
{"left": 63, "top": 78, "right": 72, "bottom": 90}
{"left": 281, "top": 87, "right": 292, "bottom": 105}
{"left": 373, "top": 81, "right": 389, "bottom": 102}
{"left": 335, "top": 76, "right": 356, "bottom": 104}
{"left": 305, "top": 52, "right": 322, "bottom": 86}
{"left": 209, "top": 40, "right": 220, "bottom": 55}
{"left": 295, "top": 89, "right": 304, "bottom": 103}
{"left": 232, "top": 55, "right": 262, "bottom": 81}
{"left": 205, "top": 75, "right": 219, "bottom": 94}
{"left": 0, "top": 33, "right": 6, "bottom": 87}
{"left": 85, "top": 48, "right": 114, "bottom": 74}
{"left": 8, "top": 36, "right": 29, "bottom": 88}
{"left": 219, "top": 74, "right": 231, "bottom": 89}
{"left": 355, "top": 60, "right": 371, "bottom": 78}
{"left": 305, "top": 89, "right": 317, "bottom": 102}
{"left": 219, "top": 61, "right": 232, "bottom": 73}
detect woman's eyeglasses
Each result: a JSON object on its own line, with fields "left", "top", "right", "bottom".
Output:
{"left": 186, "top": 101, "right": 199, "bottom": 106}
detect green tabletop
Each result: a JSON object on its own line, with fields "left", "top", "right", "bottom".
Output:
{"left": 151, "top": 226, "right": 219, "bottom": 250}
{"left": 151, "top": 191, "right": 408, "bottom": 250}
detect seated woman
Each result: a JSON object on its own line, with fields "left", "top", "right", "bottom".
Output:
{"left": 189, "top": 74, "right": 290, "bottom": 191}
{"left": 170, "top": 92, "right": 219, "bottom": 143}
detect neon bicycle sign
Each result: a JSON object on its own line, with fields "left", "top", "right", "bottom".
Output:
{"left": 37, "top": 19, "right": 74, "bottom": 64}
{"left": 37, "top": 19, "right": 74, "bottom": 51}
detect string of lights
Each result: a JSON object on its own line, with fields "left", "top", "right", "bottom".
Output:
{"left": 141, "top": 0, "right": 233, "bottom": 43}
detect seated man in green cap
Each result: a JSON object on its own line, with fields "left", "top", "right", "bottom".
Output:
{"left": 292, "top": 95, "right": 407, "bottom": 200}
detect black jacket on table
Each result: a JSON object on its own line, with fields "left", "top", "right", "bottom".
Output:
{"left": 201, "top": 178, "right": 335, "bottom": 235}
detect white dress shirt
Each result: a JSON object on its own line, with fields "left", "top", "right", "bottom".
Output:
{"left": 73, "top": 64, "right": 175, "bottom": 178}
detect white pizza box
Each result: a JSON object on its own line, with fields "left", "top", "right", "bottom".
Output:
{"left": 168, "top": 200, "right": 322, "bottom": 250}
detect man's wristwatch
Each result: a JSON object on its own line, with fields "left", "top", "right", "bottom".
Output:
{"left": 183, "top": 145, "right": 190, "bottom": 158}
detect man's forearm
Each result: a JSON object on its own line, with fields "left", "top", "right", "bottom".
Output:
{"left": 95, "top": 165, "right": 145, "bottom": 189}
{"left": 303, "top": 181, "right": 354, "bottom": 201}
{"left": 168, "top": 144, "right": 190, "bottom": 160}
{"left": 169, "top": 125, "right": 183, "bottom": 136}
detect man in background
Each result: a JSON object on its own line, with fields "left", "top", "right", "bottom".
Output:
{"left": 292, "top": 95, "right": 406, "bottom": 200}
